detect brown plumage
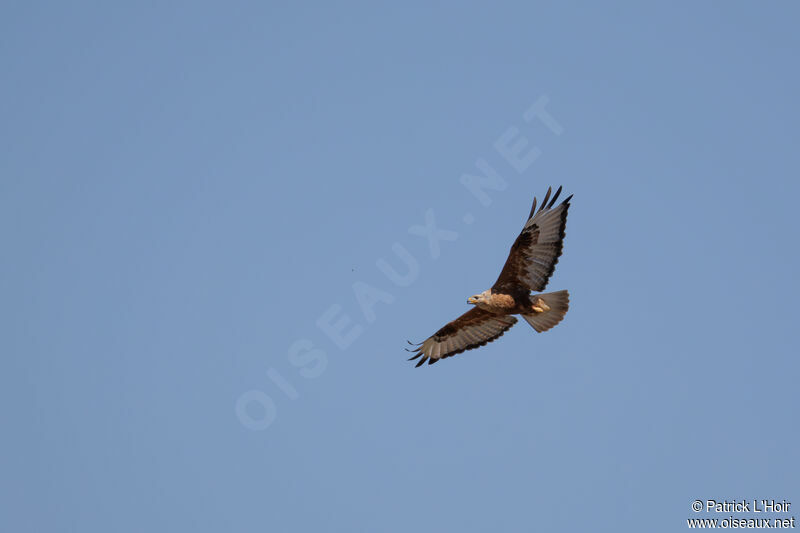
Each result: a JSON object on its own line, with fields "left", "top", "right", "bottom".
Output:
{"left": 407, "top": 186, "right": 572, "bottom": 367}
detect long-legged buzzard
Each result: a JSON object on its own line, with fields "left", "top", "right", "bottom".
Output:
{"left": 407, "top": 186, "right": 572, "bottom": 367}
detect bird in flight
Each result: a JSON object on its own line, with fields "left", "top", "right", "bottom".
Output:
{"left": 407, "top": 186, "right": 572, "bottom": 367}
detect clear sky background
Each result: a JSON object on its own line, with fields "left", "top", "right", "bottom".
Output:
{"left": 2, "top": 2, "right": 799, "bottom": 532}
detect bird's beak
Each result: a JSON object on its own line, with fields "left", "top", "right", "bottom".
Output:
{"left": 467, "top": 296, "right": 477, "bottom": 304}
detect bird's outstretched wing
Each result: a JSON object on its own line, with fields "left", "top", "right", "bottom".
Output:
{"left": 407, "top": 308, "right": 517, "bottom": 367}
{"left": 492, "top": 186, "right": 572, "bottom": 292}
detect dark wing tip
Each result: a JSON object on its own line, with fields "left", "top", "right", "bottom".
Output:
{"left": 530, "top": 187, "right": 570, "bottom": 218}
{"left": 538, "top": 186, "right": 553, "bottom": 213}
{"left": 547, "top": 185, "right": 563, "bottom": 208}
{"left": 405, "top": 339, "right": 424, "bottom": 352}
{"left": 527, "top": 196, "right": 538, "bottom": 220}
{"left": 407, "top": 349, "right": 423, "bottom": 360}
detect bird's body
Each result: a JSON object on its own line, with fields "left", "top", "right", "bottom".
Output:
{"left": 407, "top": 186, "right": 573, "bottom": 367}
{"left": 471, "top": 288, "right": 541, "bottom": 314}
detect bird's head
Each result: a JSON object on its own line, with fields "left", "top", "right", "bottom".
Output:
{"left": 468, "top": 290, "right": 491, "bottom": 305}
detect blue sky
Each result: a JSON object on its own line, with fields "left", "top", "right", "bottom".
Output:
{"left": 2, "top": 2, "right": 799, "bottom": 532}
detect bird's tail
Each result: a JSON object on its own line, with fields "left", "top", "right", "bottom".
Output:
{"left": 521, "top": 290, "right": 570, "bottom": 332}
